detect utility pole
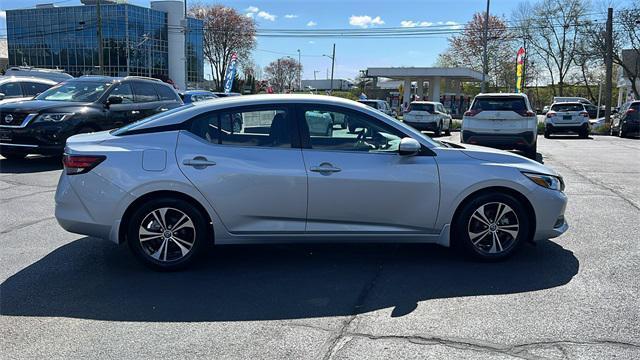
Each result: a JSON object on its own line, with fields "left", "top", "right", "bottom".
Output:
{"left": 604, "top": 7, "right": 613, "bottom": 124}
{"left": 314, "top": 70, "right": 319, "bottom": 80}
{"left": 297, "top": 49, "right": 301, "bottom": 91}
{"left": 96, "top": 0, "right": 104, "bottom": 75}
{"left": 481, "top": 0, "right": 490, "bottom": 93}
{"left": 330, "top": 43, "right": 335, "bottom": 93}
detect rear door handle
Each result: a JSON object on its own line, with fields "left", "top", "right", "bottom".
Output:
{"left": 183, "top": 156, "right": 216, "bottom": 169}
{"left": 310, "top": 163, "right": 341, "bottom": 174}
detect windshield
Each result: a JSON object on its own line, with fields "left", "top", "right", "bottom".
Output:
{"left": 551, "top": 103, "right": 584, "bottom": 112}
{"left": 36, "top": 81, "right": 111, "bottom": 102}
{"left": 408, "top": 103, "right": 434, "bottom": 112}
{"left": 472, "top": 97, "right": 526, "bottom": 112}
{"left": 111, "top": 105, "right": 193, "bottom": 136}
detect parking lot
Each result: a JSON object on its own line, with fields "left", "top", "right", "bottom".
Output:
{"left": 1, "top": 134, "right": 639, "bottom": 359}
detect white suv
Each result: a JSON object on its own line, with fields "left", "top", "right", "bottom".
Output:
{"left": 544, "top": 102, "right": 590, "bottom": 138}
{"left": 461, "top": 93, "right": 538, "bottom": 159}
{"left": 402, "top": 101, "right": 452, "bottom": 136}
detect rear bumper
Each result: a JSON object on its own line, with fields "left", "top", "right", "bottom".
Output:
{"left": 621, "top": 122, "right": 640, "bottom": 135}
{"left": 546, "top": 122, "right": 589, "bottom": 133}
{"left": 403, "top": 120, "right": 438, "bottom": 131}
{"left": 460, "top": 130, "right": 536, "bottom": 149}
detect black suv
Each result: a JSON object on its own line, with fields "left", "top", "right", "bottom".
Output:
{"left": 0, "top": 76, "right": 183, "bottom": 159}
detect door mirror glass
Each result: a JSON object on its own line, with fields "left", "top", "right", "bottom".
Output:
{"left": 0, "top": 93, "right": 4, "bottom": 101}
{"left": 399, "top": 137, "right": 421, "bottom": 156}
{"left": 107, "top": 95, "right": 123, "bottom": 106}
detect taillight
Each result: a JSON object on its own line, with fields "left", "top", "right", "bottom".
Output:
{"left": 580, "top": 111, "right": 589, "bottom": 117}
{"left": 62, "top": 155, "right": 106, "bottom": 175}
{"left": 464, "top": 109, "right": 481, "bottom": 117}
{"left": 547, "top": 112, "right": 556, "bottom": 118}
{"left": 627, "top": 108, "right": 637, "bottom": 114}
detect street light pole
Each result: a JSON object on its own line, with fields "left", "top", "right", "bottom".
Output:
{"left": 96, "top": 0, "right": 104, "bottom": 75}
{"left": 481, "top": 0, "right": 490, "bottom": 93}
{"left": 323, "top": 44, "right": 336, "bottom": 94}
{"left": 297, "top": 49, "right": 301, "bottom": 91}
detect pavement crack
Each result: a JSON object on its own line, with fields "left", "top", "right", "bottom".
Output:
{"left": 0, "top": 216, "right": 56, "bottom": 235}
{"left": 2, "top": 189, "right": 55, "bottom": 202}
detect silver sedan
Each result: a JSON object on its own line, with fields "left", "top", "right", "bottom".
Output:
{"left": 55, "top": 94, "right": 568, "bottom": 270}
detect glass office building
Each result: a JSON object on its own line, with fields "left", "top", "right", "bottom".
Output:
{"left": 6, "top": 2, "right": 203, "bottom": 88}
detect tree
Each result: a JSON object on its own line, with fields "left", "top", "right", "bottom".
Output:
{"left": 189, "top": 4, "right": 257, "bottom": 91}
{"left": 437, "top": 13, "right": 516, "bottom": 91}
{"left": 264, "top": 57, "right": 302, "bottom": 93}
{"left": 513, "top": 0, "right": 590, "bottom": 96}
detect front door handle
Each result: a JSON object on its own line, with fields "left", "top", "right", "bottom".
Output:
{"left": 183, "top": 156, "right": 216, "bottom": 169}
{"left": 310, "top": 162, "right": 341, "bottom": 174}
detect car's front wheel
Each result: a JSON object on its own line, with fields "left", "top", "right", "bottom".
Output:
{"left": 454, "top": 193, "right": 531, "bottom": 261}
{"left": 127, "top": 197, "right": 208, "bottom": 271}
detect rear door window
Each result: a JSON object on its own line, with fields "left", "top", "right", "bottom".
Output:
{"left": 133, "top": 82, "right": 159, "bottom": 103}
{"left": 472, "top": 97, "right": 526, "bottom": 112}
{"left": 154, "top": 84, "right": 178, "bottom": 101}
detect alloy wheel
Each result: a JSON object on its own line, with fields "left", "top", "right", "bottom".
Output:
{"left": 467, "top": 202, "right": 519, "bottom": 255}
{"left": 138, "top": 207, "right": 196, "bottom": 262}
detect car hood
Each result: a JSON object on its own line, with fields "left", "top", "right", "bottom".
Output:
{"left": 0, "top": 100, "right": 92, "bottom": 113}
{"left": 458, "top": 144, "right": 560, "bottom": 177}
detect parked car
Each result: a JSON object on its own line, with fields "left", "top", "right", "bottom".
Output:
{"left": 0, "top": 76, "right": 182, "bottom": 160}
{"left": 0, "top": 76, "right": 58, "bottom": 104}
{"left": 541, "top": 105, "right": 550, "bottom": 115}
{"left": 583, "top": 103, "right": 600, "bottom": 119}
{"left": 403, "top": 101, "right": 452, "bottom": 136}
{"left": 461, "top": 93, "right": 538, "bottom": 159}
{"left": 610, "top": 100, "right": 639, "bottom": 138}
{"left": 553, "top": 96, "right": 591, "bottom": 105}
{"left": 4, "top": 66, "right": 73, "bottom": 83}
{"left": 55, "top": 94, "right": 568, "bottom": 270}
{"left": 544, "top": 102, "right": 590, "bottom": 139}
{"left": 180, "top": 90, "right": 218, "bottom": 104}
{"left": 358, "top": 99, "right": 396, "bottom": 118}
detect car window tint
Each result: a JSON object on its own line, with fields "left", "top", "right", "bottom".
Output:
{"left": 551, "top": 103, "right": 584, "bottom": 112}
{"left": 189, "top": 108, "right": 292, "bottom": 148}
{"left": 154, "top": 84, "right": 178, "bottom": 101}
{"left": 133, "top": 82, "right": 159, "bottom": 103}
{"left": 22, "top": 82, "right": 52, "bottom": 96}
{"left": 409, "top": 103, "right": 434, "bottom": 112}
{"left": 0, "top": 82, "right": 23, "bottom": 98}
{"left": 109, "top": 83, "right": 135, "bottom": 103}
{"left": 472, "top": 97, "right": 526, "bottom": 112}
{"left": 630, "top": 103, "right": 640, "bottom": 112}
{"left": 303, "top": 107, "right": 404, "bottom": 153}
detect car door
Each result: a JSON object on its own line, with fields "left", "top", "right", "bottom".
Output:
{"left": 105, "top": 81, "right": 139, "bottom": 127}
{"left": 131, "top": 81, "right": 161, "bottom": 120}
{"left": 176, "top": 104, "right": 308, "bottom": 234}
{"left": 297, "top": 104, "right": 440, "bottom": 233}
{"left": 153, "top": 83, "right": 182, "bottom": 112}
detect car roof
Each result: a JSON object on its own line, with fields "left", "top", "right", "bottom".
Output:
{"left": 551, "top": 102, "right": 584, "bottom": 106}
{"left": 475, "top": 93, "right": 527, "bottom": 97}
{"left": 0, "top": 76, "right": 58, "bottom": 85}
{"left": 183, "top": 90, "right": 215, "bottom": 95}
{"left": 410, "top": 101, "right": 438, "bottom": 104}
{"left": 359, "top": 99, "right": 383, "bottom": 102}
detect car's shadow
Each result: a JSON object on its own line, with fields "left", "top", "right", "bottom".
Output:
{"left": 0, "top": 155, "right": 62, "bottom": 174}
{"left": 0, "top": 239, "right": 578, "bottom": 322}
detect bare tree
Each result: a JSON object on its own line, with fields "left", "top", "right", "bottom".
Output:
{"left": 264, "top": 57, "right": 302, "bottom": 93}
{"left": 514, "top": 0, "right": 589, "bottom": 96}
{"left": 189, "top": 4, "right": 257, "bottom": 91}
{"left": 437, "top": 13, "right": 516, "bottom": 91}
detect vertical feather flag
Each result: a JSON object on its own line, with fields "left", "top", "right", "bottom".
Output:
{"left": 224, "top": 53, "right": 238, "bottom": 94}
{"left": 515, "top": 47, "right": 525, "bottom": 93}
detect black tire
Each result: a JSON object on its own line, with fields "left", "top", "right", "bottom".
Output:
{"left": 579, "top": 128, "right": 589, "bottom": 139}
{"left": 444, "top": 120, "right": 452, "bottom": 136}
{"left": 127, "top": 197, "right": 208, "bottom": 271}
{"left": 452, "top": 192, "right": 531, "bottom": 261}
{"left": 544, "top": 130, "right": 551, "bottom": 139}
{"left": 433, "top": 122, "right": 442, "bottom": 137}
{"left": 1, "top": 151, "right": 27, "bottom": 160}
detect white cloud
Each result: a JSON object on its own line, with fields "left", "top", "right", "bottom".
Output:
{"left": 246, "top": 13, "right": 255, "bottom": 18}
{"left": 349, "top": 15, "right": 384, "bottom": 28}
{"left": 257, "top": 11, "right": 276, "bottom": 21}
{"left": 400, "top": 20, "right": 433, "bottom": 28}
{"left": 445, "top": 21, "right": 462, "bottom": 29}
{"left": 245, "top": 6, "right": 259, "bottom": 13}
{"left": 284, "top": 14, "right": 298, "bottom": 19}
{"left": 306, "top": 20, "right": 317, "bottom": 27}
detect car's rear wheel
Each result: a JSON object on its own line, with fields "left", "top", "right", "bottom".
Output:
{"left": 453, "top": 193, "right": 530, "bottom": 261}
{"left": 579, "top": 128, "right": 589, "bottom": 139}
{"left": 127, "top": 197, "right": 208, "bottom": 271}
{"left": 444, "top": 120, "right": 452, "bottom": 136}
{"left": 0, "top": 151, "right": 27, "bottom": 160}
{"left": 433, "top": 122, "right": 442, "bottom": 137}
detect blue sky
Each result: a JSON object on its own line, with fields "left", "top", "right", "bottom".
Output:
{"left": 0, "top": 0, "right": 583, "bottom": 80}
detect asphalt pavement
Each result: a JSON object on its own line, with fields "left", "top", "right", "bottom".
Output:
{"left": 1, "top": 133, "right": 639, "bottom": 359}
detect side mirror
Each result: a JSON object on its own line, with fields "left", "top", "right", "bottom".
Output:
{"left": 106, "top": 95, "right": 123, "bottom": 107}
{"left": 399, "top": 137, "right": 421, "bottom": 156}
{"left": 0, "top": 93, "right": 5, "bottom": 101}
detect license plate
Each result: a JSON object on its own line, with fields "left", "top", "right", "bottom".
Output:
{"left": 563, "top": 115, "right": 572, "bottom": 120}
{"left": 0, "top": 130, "right": 12, "bottom": 142}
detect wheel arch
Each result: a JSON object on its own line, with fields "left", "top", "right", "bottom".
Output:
{"left": 118, "top": 190, "right": 214, "bottom": 245}
{"left": 450, "top": 186, "right": 536, "bottom": 244}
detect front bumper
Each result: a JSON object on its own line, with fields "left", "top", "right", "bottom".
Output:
{"left": 528, "top": 185, "right": 569, "bottom": 241}
{"left": 0, "top": 122, "right": 73, "bottom": 154}
{"left": 461, "top": 130, "right": 536, "bottom": 150}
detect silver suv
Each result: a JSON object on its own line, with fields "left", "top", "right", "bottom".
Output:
{"left": 544, "top": 102, "right": 590, "bottom": 138}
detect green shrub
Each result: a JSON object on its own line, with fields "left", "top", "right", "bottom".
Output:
{"left": 537, "top": 122, "right": 546, "bottom": 134}
{"left": 592, "top": 123, "right": 611, "bottom": 135}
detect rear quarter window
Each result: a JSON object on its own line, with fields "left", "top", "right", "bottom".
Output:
{"left": 154, "top": 84, "right": 179, "bottom": 101}
{"left": 472, "top": 97, "right": 526, "bottom": 112}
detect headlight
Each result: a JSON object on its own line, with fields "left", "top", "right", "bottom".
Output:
{"left": 34, "top": 113, "right": 74, "bottom": 123}
{"left": 523, "top": 172, "right": 565, "bottom": 191}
